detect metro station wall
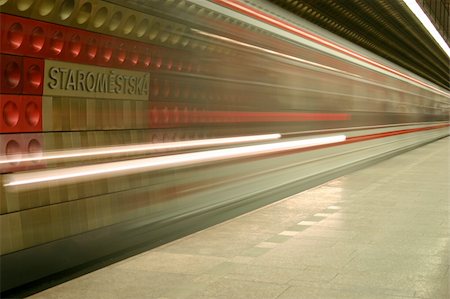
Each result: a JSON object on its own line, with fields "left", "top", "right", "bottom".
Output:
{"left": 0, "top": 0, "right": 448, "bottom": 280}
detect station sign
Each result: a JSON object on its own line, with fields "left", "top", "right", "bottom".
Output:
{"left": 44, "top": 60, "right": 150, "bottom": 100}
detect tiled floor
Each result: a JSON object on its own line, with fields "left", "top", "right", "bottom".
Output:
{"left": 30, "top": 137, "right": 449, "bottom": 299}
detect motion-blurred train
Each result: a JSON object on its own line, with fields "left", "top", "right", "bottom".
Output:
{"left": 0, "top": 0, "right": 448, "bottom": 295}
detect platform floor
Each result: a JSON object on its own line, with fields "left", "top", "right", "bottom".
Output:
{"left": 31, "top": 137, "right": 449, "bottom": 299}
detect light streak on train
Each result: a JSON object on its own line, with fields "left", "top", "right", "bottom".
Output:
{"left": 0, "top": 133, "right": 281, "bottom": 164}
{"left": 4, "top": 135, "right": 346, "bottom": 188}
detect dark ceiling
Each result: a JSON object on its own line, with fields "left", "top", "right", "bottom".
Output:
{"left": 269, "top": 0, "right": 449, "bottom": 90}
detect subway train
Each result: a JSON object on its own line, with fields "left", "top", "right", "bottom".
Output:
{"left": 0, "top": 0, "right": 448, "bottom": 296}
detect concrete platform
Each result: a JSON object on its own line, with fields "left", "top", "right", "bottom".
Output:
{"left": 30, "top": 137, "right": 449, "bottom": 299}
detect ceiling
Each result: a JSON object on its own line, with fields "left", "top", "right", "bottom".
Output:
{"left": 269, "top": 0, "right": 449, "bottom": 90}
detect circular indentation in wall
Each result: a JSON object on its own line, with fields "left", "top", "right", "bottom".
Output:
{"left": 3, "top": 101, "right": 19, "bottom": 127}
{"left": 28, "top": 139, "right": 42, "bottom": 161}
{"left": 136, "top": 19, "right": 148, "bottom": 37}
{"left": 159, "top": 27, "right": 170, "bottom": 43}
{"left": 189, "top": 40, "right": 198, "bottom": 50}
{"left": 30, "top": 26, "right": 45, "bottom": 52}
{"left": 163, "top": 80, "right": 170, "bottom": 97}
{"left": 151, "top": 79, "right": 159, "bottom": 97}
{"left": 163, "top": 0, "right": 176, "bottom": 6}
{"left": 166, "top": 58, "right": 173, "bottom": 70}
{"left": 6, "top": 140, "right": 21, "bottom": 160}
{"left": 187, "top": 4, "right": 197, "bottom": 14}
{"left": 77, "top": 2, "right": 92, "bottom": 24}
{"left": 101, "top": 42, "right": 113, "bottom": 62}
{"left": 148, "top": 22, "right": 160, "bottom": 40}
{"left": 143, "top": 53, "right": 151, "bottom": 67}
{"left": 154, "top": 55, "right": 162, "bottom": 68}
{"left": 60, "top": 0, "right": 75, "bottom": 20}
{"left": 27, "top": 139, "right": 43, "bottom": 162}
{"left": 49, "top": 31, "right": 64, "bottom": 55}
{"left": 191, "top": 108, "right": 198, "bottom": 123}
{"left": 69, "top": 34, "right": 81, "bottom": 57}
{"left": 123, "top": 15, "right": 136, "bottom": 35}
{"left": 207, "top": 11, "right": 217, "bottom": 18}
{"left": 7, "top": 23, "right": 24, "bottom": 50}
{"left": 173, "top": 84, "right": 180, "bottom": 97}
{"left": 169, "top": 27, "right": 182, "bottom": 45}
{"left": 129, "top": 49, "right": 138, "bottom": 65}
{"left": 38, "top": 0, "right": 56, "bottom": 16}
{"left": 27, "top": 64, "right": 42, "bottom": 88}
{"left": 175, "top": 60, "right": 182, "bottom": 71}
{"left": 185, "top": 63, "right": 192, "bottom": 72}
{"left": 17, "top": 0, "right": 33, "bottom": 11}
{"left": 117, "top": 44, "right": 126, "bottom": 64}
{"left": 162, "top": 106, "right": 169, "bottom": 123}
{"left": 151, "top": 106, "right": 158, "bottom": 124}
{"left": 173, "top": 106, "right": 179, "bottom": 123}
{"left": 109, "top": 11, "right": 122, "bottom": 31}
{"left": 25, "top": 101, "right": 40, "bottom": 126}
{"left": 93, "top": 6, "right": 108, "bottom": 28}
{"left": 180, "top": 37, "right": 189, "bottom": 47}
{"left": 181, "top": 106, "right": 188, "bottom": 123}
{"left": 86, "top": 38, "right": 97, "bottom": 59}
{"left": 175, "top": 0, "right": 186, "bottom": 10}
{"left": 5, "top": 61, "right": 21, "bottom": 88}
{"left": 28, "top": 139, "right": 41, "bottom": 153}
{"left": 197, "top": 8, "right": 206, "bottom": 16}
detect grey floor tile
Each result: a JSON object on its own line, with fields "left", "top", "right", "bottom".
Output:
{"left": 412, "top": 279, "right": 449, "bottom": 299}
{"left": 266, "top": 235, "right": 292, "bottom": 243}
{"left": 276, "top": 285, "right": 411, "bottom": 299}
{"left": 239, "top": 246, "right": 271, "bottom": 257}
{"left": 31, "top": 289, "right": 115, "bottom": 299}
{"left": 186, "top": 278, "right": 288, "bottom": 299}
{"left": 115, "top": 252, "right": 227, "bottom": 274}
{"left": 209, "top": 262, "right": 311, "bottom": 284}
{"left": 330, "top": 272, "right": 417, "bottom": 297}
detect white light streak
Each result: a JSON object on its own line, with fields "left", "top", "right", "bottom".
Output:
{"left": 403, "top": 0, "right": 450, "bottom": 58}
{"left": 4, "top": 135, "right": 346, "bottom": 188}
{"left": 0, "top": 134, "right": 281, "bottom": 165}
